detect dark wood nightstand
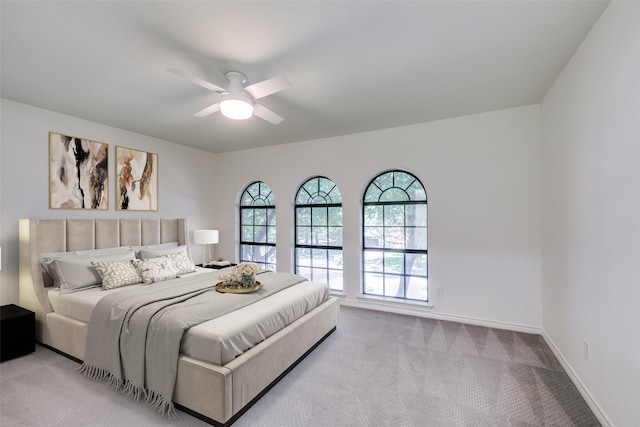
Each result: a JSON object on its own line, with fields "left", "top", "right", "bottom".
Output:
{"left": 1, "top": 304, "right": 35, "bottom": 362}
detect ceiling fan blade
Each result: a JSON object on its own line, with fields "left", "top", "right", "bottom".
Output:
{"left": 253, "top": 103, "right": 284, "bottom": 125}
{"left": 167, "top": 68, "right": 226, "bottom": 93}
{"left": 245, "top": 76, "right": 292, "bottom": 100}
{"left": 193, "top": 103, "right": 220, "bottom": 118}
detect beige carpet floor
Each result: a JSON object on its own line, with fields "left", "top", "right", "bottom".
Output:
{"left": 0, "top": 306, "right": 600, "bottom": 426}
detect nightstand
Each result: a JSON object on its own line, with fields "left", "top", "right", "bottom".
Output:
{"left": 1, "top": 304, "right": 35, "bottom": 362}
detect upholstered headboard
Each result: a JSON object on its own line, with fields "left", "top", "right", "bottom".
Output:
{"left": 19, "top": 218, "right": 190, "bottom": 341}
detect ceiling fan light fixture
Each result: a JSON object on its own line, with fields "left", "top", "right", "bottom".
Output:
{"left": 219, "top": 96, "right": 254, "bottom": 120}
{"left": 169, "top": 68, "right": 289, "bottom": 124}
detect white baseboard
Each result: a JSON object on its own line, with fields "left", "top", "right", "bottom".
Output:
{"left": 540, "top": 330, "right": 612, "bottom": 427}
{"left": 338, "top": 298, "right": 541, "bottom": 334}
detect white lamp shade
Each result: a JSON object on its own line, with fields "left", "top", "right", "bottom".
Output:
{"left": 193, "top": 229, "right": 219, "bottom": 245}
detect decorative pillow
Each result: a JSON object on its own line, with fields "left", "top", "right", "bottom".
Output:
{"left": 138, "top": 244, "right": 188, "bottom": 260}
{"left": 164, "top": 251, "right": 196, "bottom": 275}
{"left": 92, "top": 259, "right": 142, "bottom": 290}
{"left": 133, "top": 256, "right": 179, "bottom": 285}
{"left": 53, "top": 251, "right": 137, "bottom": 294}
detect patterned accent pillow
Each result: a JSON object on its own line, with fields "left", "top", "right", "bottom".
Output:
{"left": 133, "top": 256, "right": 179, "bottom": 285}
{"left": 92, "top": 259, "right": 142, "bottom": 290}
{"left": 163, "top": 251, "right": 196, "bottom": 275}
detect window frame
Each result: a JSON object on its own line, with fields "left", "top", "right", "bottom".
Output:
{"left": 362, "top": 170, "right": 428, "bottom": 302}
{"left": 239, "top": 181, "right": 277, "bottom": 270}
{"left": 294, "top": 176, "right": 343, "bottom": 291}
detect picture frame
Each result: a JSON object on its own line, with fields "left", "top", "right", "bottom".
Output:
{"left": 49, "top": 131, "right": 109, "bottom": 210}
{"left": 115, "top": 146, "right": 158, "bottom": 211}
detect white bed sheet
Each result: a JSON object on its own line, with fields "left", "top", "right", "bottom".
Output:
{"left": 47, "top": 269, "right": 330, "bottom": 366}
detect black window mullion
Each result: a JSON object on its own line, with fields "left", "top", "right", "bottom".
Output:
{"left": 294, "top": 203, "right": 342, "bottom": 209}
{"left": 239, "top": 241, "right": 276, "bottom": 247}
{"left": 366, "top": 200, "right": 425, "bottom": 206}
{"left": 296, "top": 244, "right": 342, "bottom": 251}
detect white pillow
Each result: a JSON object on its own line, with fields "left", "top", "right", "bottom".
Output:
{"left": 139, "top": 244, "right": 189, "bottom": 260}
{"left": 53, "top": 251, "right": 137, "bottom": 294}
{"left": 40, "top": 246, "right": 132, "bottom": 287}
{"left": 133, "top": 256, "right": 179, "bottom": 285}
{"left": 75, "top": 246, "right": 132, "bottom": 256}
{"left": 92, "top": 259, "right": 142, "bottom": 290}
{"left": 40, "top": 251, "right": 77, "bottom": 287}
{"left": 132, "top": 242, "right": 179, "bottom": 259}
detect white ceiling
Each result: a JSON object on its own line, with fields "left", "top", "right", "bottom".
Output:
{"left": 1, "top": 1, "right": 608, "bottom": 153}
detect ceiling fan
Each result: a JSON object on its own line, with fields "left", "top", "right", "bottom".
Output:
{"left": 168, "top": 68, "right": 291, "bottom": 125}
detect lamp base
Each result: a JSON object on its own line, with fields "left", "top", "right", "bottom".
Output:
{"left": 201, "top": 244, "right": 212, "bottom": 267}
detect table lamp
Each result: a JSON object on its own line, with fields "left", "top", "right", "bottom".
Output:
{"left": 193, "top": 229, "right": 219, "bottom": 267}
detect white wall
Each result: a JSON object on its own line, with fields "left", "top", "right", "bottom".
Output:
{"left": 0, "top": 93, "right": 543, "bottom": 337}
{"left": 0, "top": 99, "right": 218, "bottom": 305}
{"left": 540, "top": 2, "right": 640, "bottom": 425}
{"left": 213, "top": 105, "right": 542, "bottom": 330}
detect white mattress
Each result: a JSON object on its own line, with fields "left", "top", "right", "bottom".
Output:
{"left": 47, "top": 269, "right": 330, "bottom": 366}
{"left": 47, "top": 268, "right": 212, "bottom": 322}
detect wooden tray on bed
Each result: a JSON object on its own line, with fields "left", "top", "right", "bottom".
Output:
{"left": 215, "top": 281, "right": 261, "bottom": 293}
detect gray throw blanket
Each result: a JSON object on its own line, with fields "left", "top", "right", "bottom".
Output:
{"left": 79, "top": 270, "right": 306, "bottom": 416}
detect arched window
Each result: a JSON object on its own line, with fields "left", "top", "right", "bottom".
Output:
{"left": 295, "top": 176, "right": 343, "bottom": 291}
{"left": 362, "top": 170, "right": 428, "bottom": 301}
{"left": 239, "top": 181, "right": 276, "bottom": 270}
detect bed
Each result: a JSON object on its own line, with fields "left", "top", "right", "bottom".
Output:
{"left": 18, "top": 218, "right": 339, "bottom": 426}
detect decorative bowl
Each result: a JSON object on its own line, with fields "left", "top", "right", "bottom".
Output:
{"left": 215, "top": 281, "right": 261, "bottom": 294}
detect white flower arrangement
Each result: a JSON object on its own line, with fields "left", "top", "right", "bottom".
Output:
{"left": 219, "top": 262, "right": 261, "bottom": 288}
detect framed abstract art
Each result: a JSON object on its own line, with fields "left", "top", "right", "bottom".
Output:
{"left": 115, "top": 146, "right": 158, "bottom": 211}
{"left": 49, "top": 131, "right": 108, "bottom": 209}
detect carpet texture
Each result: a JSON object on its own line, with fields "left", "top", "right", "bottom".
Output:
{"left": 0, "top": 306, "right": 600, "bottom": 426}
